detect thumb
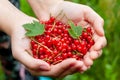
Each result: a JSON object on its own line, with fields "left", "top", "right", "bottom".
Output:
{"left": 37, "top": 12, "right": 50, "bottom": 22}
{"left": 93, "top": 18, "right": 104, "bottom": 36}
{"left": 84, "top": 7, "right": 104, "bottom": 36}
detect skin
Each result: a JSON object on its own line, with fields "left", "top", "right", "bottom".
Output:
{"left": 0, "top": 0, "right": 107, "bottom": 78}
{"left": 27, "top": 0, "right": 107, "bottom": 75}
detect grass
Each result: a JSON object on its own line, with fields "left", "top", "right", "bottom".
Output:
{"left": 20, "top": 0, "right": 35, "bottom": 17}
{"left": 0, "top": 62, "right": 5, "bottom": 80}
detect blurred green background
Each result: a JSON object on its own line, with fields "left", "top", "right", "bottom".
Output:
{"left": 0, "top": 0, "right": 120, "bottom": 80}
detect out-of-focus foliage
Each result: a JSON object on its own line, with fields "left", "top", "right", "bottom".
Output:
{"left": 20, "top": 0, "right": 35, "bottom": 17}
{"left": 0, "top": 0, "right": 120, "bottom": 80}
{"left": 0, "top": 63, "right": 5, "bottom": 80}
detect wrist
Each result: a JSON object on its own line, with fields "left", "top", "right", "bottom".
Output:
{"left": 10, "top": 16, "right": 36, "bottom": 37}
{"left": 0, "top": 0, "right": 35, "bottom": 36}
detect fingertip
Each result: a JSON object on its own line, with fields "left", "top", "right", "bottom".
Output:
{"left": 93, "top": 42, "right": 102, "bottom": 51}
{"left": 65, "top": 58, "right": 77, "bottom": 67}
{"left": 38, "top": 13, "right": 50, "bottom": 22}
{"left": 89, "top": 51, "right": 99, "bottom": 60}
{"left": 97, "top": 50, "right": 103, "bottom": 58}
{"left": 84, "top": 56, "right": 93, "bottom": 66}
{"left": 81, "top": 65, "right": 88, "bottom": 71}
{"left": 84, "top": 7, "right": 104, "bottom": 36}
{"left": 35, "top": 59, "right": 51, "bottom": 70}
{"left": 94, "top": 19, "right": 104, "bottom": 36}
{"left": 93, "top": 37, "right": 107, "bottom": 51}
{"left": 55, "top": 58, "right": 77, "bottom": 68}
{"left": 87, "top": 66, "right": 91, "bottom": 70}
{"left": 39, "top": 65, "right": 50, "bottom": 71}
{"left": 95, "top": 28, "right": 104, "bottom": 36}
{"left": 27, "top": 58, "right": 50, "bottom": 71}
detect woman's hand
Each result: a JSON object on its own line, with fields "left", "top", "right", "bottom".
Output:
{"left": 10, "top": 16, "right": 84, "bottom": 77}
{"left": 27, "top": 0, "right": 107, "bottom": 72}
{"left": 0, "top": 0, "right": 83, "bottom": 77}
{"left": 0, "top": 0, "right": 107, "bottom": 77}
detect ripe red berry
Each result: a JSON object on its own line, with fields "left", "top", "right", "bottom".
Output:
{"left": 29, "top": 17, "right": 95, "bottom": 65}
{"left": 82, "top": 31, "right": 88, "bottom": 39}
{"left": 62, "top": 53, "right": 68, "bottom": 59}
{"left": 32, "top": 44, "right": 38, "bottom": 49}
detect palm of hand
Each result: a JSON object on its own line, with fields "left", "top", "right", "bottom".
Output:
{"left": 45, "top": 1, "right": 107, "bottom": 70}
{"left": 11, "top": 1, "right": 107, "bottom": 77}
{"left": 10, "top": 18, "right": 84, "bottom": 77}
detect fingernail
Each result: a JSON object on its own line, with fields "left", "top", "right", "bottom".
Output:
{"left": 40, "top": 64, "right": 50, "bottom": 70}
{"left": 100, "top": 26, "right": 105, "bottom": 36}
{"left": 101, "top": 29, "right": 104, "bottom": 36}
{"left": 96, "top": 23, "right": 104, "bottom": 36}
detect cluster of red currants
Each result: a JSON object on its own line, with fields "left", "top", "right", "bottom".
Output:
{"left": 30, "top": 17, "right": 95, "bottom": 65}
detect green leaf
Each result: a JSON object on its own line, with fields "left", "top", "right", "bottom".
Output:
{"left": 68, "top": 29, "right": 78, "bottom": 39}
{"left": 68, "top": 21, "right": 83, "bottom": 39}
{"left": 75, "top": 26, "right": 82, "bottom": 36}
{"left": 23, "top": 20, "right": 45, "bottom": 37}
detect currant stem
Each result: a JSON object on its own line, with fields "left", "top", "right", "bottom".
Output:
{"left": 52, "top": 60, "right": 62, "bottom": 65}
{"left": 55, "top": 10, "right": 64, "bottom": 19}
{"left": 59, "top": 13, "right": 66, "bottom": 21}
{"left": 31, "top": 37, "right": 53, "bottom": 53}
{"left": 50, "top": 10, "right": 65, "bottom": 31}
{"left": 25, "top": 49, "right": 32, "bottom": 56}
{"left": 43, "top": 58, "right": 53, "bottom": 62}
{"left": 75, "top": 50, "right": 83, "bottom": 56}
{"left": 50, "top": 21, "right": 56, "bottom": 31}
{"left": 54, "top": 52, "right": 62, "bottom": 59}
{"left": 36, "top": 45, "right": 40, "bottom": 56}
{"left": 78, "top": 37, "right": 81, "bottom": 43}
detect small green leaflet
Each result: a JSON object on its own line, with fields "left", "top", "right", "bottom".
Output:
{"left": 68, "top": 21, "right": 83, "bottom": 39}
{"left": 23, "top": 20, "right": 45, "bottom": 37}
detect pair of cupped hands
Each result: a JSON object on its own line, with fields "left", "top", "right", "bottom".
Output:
{"left": 11, "top": 0, "right": 107, "bottom": 78}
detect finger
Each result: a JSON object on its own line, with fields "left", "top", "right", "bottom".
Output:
{"left": 37, "top": 11, "right": 50, "bottom": 21}
{"left": 49, "top": 58, "right": 77, "bottom": 77}
{"left": 84, "top": 6, "right": 104, "bottom": 36}
{"left": 58, "top": 61, "right": 83, "bottom": 78}
{"left": 83, "top": 52, "right": 93, "bottom": 66}
{"left": 27, "top": 58, "right": 77, "bottom": 77}
{"left": 97, "top": 50, "right": 103, "bottom": 57}
{"left": 93, "top": 36, "right": 107, "bottom": 50}
{"left": 87, "top": 66, "right": 91, "bottom": 70}
{"left": 12, "top": 49, "right": 50, "bottom": 71}
{"left": 89, "top": 50, "right": 102, "bottom": 60}
{"left": 89, "top": 51, "right": 99, "bottom": 60}
{"left": 77, "top": 20, "right": 89, "bottom": 28}
{"left": 80, "top": 65, "right": 88, "bottom": 72}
